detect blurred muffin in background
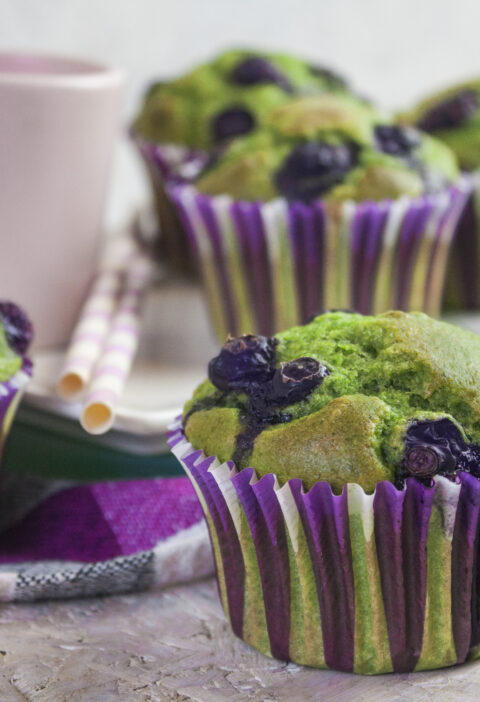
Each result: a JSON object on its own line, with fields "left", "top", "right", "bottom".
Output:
{"left": 167, "top": 92, "right": 467, "bottom": 340}
{"left": 134, "top": 48, "right": 354, "bottom": 150}
{"left": 131, "top": 49, "right": 356, "bottom": 275}
{"left": 399, "top": 80, "right": 480, "bottom": 171}
{"left": 399, "top": 79, "right": 480, "bottom": 310}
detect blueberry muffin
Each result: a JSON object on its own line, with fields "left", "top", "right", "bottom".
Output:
{"left": 172, "top": 311, "right": 480, "bottom": 674}
{"left": 0, "top": 301, "right": 33, "bottom": 451}
{"left": 195, "top": 94, "right": 460, "bottom": 202}
{"left": 0, "top": 302, "right": 32, "bottom": 379}
{"left": 399, "top": 80, "right": 480, "bottom": 171}
{"left": 133, "top": 48, "right": 354, "bottom": 149}
{"left": 183, "top": 311, "right": 480, "bottom": 493}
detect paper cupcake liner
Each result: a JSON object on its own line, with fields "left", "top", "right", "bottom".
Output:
{"left": 131, "top": 133, "right": 207, "bottom": 276}
{"left": 0, "top": 359, "right": 32, "bottom": 459}
{"left": 168, "top": 418, "right": 480, "bottom": 674}
{"left": 167, "top": 179, "right": 473, "bottom": 340}
{"left": 444, "top": 171, "right": 480, "bottom": 309}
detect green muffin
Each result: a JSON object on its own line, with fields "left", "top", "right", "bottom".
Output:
{"left": 133, "top": 48, "right": 354, "bottom": 149}
{"left": 398, "top": 80, "right": 480, "bottom": 171}
{"left": 195, "top": 94, "right": 460, "bottom": 202}
{"left": 183, "top": 311, "right": 480, "bottom": 494}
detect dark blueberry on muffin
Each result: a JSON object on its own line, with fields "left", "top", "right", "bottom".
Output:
{"left": 211, "top": 107, "right": 256, "bottom": 142}
{"left": 230, "top": 56, "right": 294, "bottom": 93}
{"left": 271, "top": 357, "right": 330, "bottom": 404}
{"left": 374, "top": 124, "right": 421, "bottom": 156}
{"left": 0, "top": 301, "right": 33, "bottom": 355}
{"left": 417, "top": 90, "right": 478, "bottom": 133}
{"left": 208, "top": 334, "right": 277, "bottom": 392}
{"left": 274, "top": 141, "right": 358, "bottom": 202}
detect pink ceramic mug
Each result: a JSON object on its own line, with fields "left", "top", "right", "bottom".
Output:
{"left": 0, "top": 53, "right": 124, "bottom": 348}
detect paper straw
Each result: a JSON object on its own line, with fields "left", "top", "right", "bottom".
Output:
{"left": 80, "top": 251, "right": 153, "bottom": 435}
{"left": 57, "top": 237, "right": 136, "bottom": 401}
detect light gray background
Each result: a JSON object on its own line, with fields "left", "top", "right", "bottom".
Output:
{"left": 2, "top": 0, "right": 479, "bottom": 227}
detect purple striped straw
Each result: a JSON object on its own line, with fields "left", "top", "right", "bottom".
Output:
{"left": 57, "top": 237, "right": 137, "bottom": 401}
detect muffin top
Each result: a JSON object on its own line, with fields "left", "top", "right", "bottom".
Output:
{"left": 194, "top": 94, "right": 460, "bottom": 203}
{"left": 0, "top": 302, "right": 32, "bottom": 380}
{"left": 133, "top": 48, "right": 353, "bottom": 149}
{"left": 398, "top": 79, "right": 480, "bottom": 171}
{"left": 183, "top": 311, "right": 480, "bottom": 494}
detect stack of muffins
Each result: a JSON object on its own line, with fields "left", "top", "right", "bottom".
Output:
{"left": 135, "top": 50, "right": 480, "bottom": 675}
{"left": 132, "top": 48, "right": 475, "bottom": 338}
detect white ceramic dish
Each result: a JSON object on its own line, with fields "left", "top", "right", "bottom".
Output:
{"left": 21, "top": 282, "right": 218, "bottom": 444}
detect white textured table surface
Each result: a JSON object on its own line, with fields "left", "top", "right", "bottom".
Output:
{"left": 2, "top": 578, "right": 480, "bottom": 702}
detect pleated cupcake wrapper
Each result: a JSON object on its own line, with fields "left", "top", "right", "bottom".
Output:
{"left": 167, "top": 179, "right": 473, "bottom": 339}
{"left": 444, "top": 171, "right": 480, "bottom": 309}
{"left": 168, "top": 418, "right": 480, "bottom": 674}
{"left": 130, "top": 133, "right": 207, "bottom": 275}
{"left": 0, "top": 359, "right": 32, "bottom": 457}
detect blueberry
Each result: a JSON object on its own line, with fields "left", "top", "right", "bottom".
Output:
{"left": 406, "top": 418, "right": 464, "bottom": 455}
{"left": 274, "top": 141, "right": 358, "bottom": 203}
{"left": 417, "top": 90, "right": 478, "bottom": 132}
{"left": 309, "top": 65, "right": 348, "bottom": 91}
{"left": 230, "top": 56, "right": 293, "bottom": 93}
{"left": 404, "top": 418, "right": 464, "bottom": 480}
{"left": 405, "top": 445, "right": 443, "bottom": 477}
{"left": 374, "top": 125, "right": 420, "bottom": 156}
{"left": 271, "top": 357, "right": 329, "bottom": 404}
{"left": 0, "top": 301, "right": 33, "bottom": 354}
{"left": 459, "top": 444, "right": 480, "bottom": 476}
{"left": 211, "top": 107, "right": 255, "bottom": 142}
{"left": 208, "top": 334, "right": 277, "bottom": 392}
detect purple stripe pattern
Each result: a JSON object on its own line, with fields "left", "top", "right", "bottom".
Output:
{"left": 373, "top": 480, "right": 434, "bottom": 672}
{"left": 133, "top": 130, "right": 477, "bottom": 315}
{"left": 185, "top": 452, "right": 246, "bottom": 639}
{"left": 444, "top": 189, "right": 480, "bottom": 309}
{"left": 130, "top": 132, "right": 207, "bottom": 275}
{"left": 451, "top": 473, "right": 480, "bottom": 658}
{"left": 166, "top": 180, "right": 473, "bottom": 339}
{"left": 168, "top": 422, "right": 480, "bottom": 674}
{"left": 290, "top": 479, "right": 355, "bottom": 671}
{"left": 233, "top": 470, "right": 291, "bottom": 660}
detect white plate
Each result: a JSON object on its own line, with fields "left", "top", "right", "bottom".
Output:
{"left": 23, "top": 281, "right": 219, "bottom": 439}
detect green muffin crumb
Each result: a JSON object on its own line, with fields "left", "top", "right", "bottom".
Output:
{"left": 183, "top": 311, "right": 480, "bottom": 493}
{"left": 134, "top": 49, "right": 354, "bottom": 149}
{"left": 196, "top": 94, "right": 459, "bottom": 203}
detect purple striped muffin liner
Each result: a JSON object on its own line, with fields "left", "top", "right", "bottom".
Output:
{"left": 168, "top": 418, "right": 480, "bottom": 674}
{"left": 444, "top": 171, "right": 480, "bottom": 309}
{"left": 131, "top": 133, "right": 208, "bottom": 275}
{"left": 0, "top": 359, "right": 32, "bottom": 460}
{"left": 167, "top": 179, "right": 473, "bottom": 340}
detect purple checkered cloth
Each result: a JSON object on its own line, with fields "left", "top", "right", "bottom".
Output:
{"left": 0, "top": 475, "right": 213, "bottom": 601}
